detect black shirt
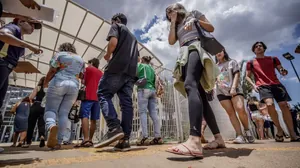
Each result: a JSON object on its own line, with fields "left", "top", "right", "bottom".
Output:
{"left": 105, "top": 23, "right": 139, "bottom": 77}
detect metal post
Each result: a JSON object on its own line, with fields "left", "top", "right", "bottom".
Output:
{"left": 290, "top": 60, "right": 300, "bottom": 83}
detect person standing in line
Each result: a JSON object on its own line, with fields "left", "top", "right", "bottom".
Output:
{"left": 247, "top": 97, "right": 265, "bottom": 140}
{"left": 22, "top": 76, "right": 46, "bottom": 148}
{"left": 215, "top": 50, "right": 255, "bottom": 144}
{"left": 94, "top": 13, "right": 139, "bottom": 150}
{"left": 136, "top": 56, "right": 163, "bottom": 146}
{"left": 165, "top": 3, "right": 226, "bottom": 158}
{"left": 75, "top": 58, "right": 103, "bottom": 148}
{"left": 246, "top": 41, "right": 300, "bottom": 142}
{"left": 0, "top": 18, "right": 42, "bottom": 152}
{"left": 43, "top": 43, "right": 85, "bottom": 150}
{"left": 10, "top": 97, "right": 31, "bottom": 147}
{"left": 288, "top": 103, "right": 300, "bottom": 136}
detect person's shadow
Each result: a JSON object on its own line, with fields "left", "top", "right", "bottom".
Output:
{"left": 167, "top": 147, "right": 254, "bottom": 162}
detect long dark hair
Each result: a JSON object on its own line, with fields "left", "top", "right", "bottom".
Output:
{"left": 165, "top": 3, "right": 189, "bottom": 24}
{"left": 215, "top": 50, "right": 231, "bottom": 63}
{"left": 37, "top": 76, "right": 45, "bottom": 86}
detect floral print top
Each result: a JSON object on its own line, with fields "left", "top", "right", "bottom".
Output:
{"left": 50, "top": 51, "right": 85, "bottom": 86}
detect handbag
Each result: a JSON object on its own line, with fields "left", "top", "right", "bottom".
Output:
{"left": 77, "top": 86, "right": 86, "bottom": 101}
{"left": 193, "top": 16, "right": 225, "bottom": 56}
{"left": 135, "top": 65, "right": 147, "bottom": 87}
{"left": 68, "top": 104, "right": 80, "bottom": 123}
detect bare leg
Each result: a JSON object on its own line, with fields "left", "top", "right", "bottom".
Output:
{"left": 278, "top": 101, "right": 298, "bottom": 139}
{"left": 19, "top": 131, "right": 27, "bottom": 145}
{"left": 256, "top": 119, "right": 265, "bottom": 140}
{"left": 81, "top": 118, "right": 90, "bottom": 142}
{"left": 220, "top": 100, "right": 243, "bottom": 136}
{"left": 12, "top": 132, "right": 19, "bottom": 146}
{"left": 232, "top": 95, "right": 249, "bottom": 130}
{"left": 264, "top": 98, "right": 284, "bottom": 136}
{"left": 89, "top": 120, "right": 97, "bottom": 141}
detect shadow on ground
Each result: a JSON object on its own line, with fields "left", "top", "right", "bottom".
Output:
{"left": 0, "top": 144, "right": 76, "bottom": 154}
{"left": 167, "top": 147, "right": 254, "bottom": 161}
{"left": 0, "top": 158, "right": 42, "bottom": 167}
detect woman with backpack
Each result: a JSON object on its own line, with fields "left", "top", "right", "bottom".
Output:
{"left": 165, "top": 3, "right": 226, "bottom": 158}
{"left": 215, "top": 50, "right": 255, "bottom": 144}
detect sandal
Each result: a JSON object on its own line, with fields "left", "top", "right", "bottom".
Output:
{"left": 290, "top": 137, "right": 300, "bottom": 142}
{"left": 275, "top": 134, "right": 284, "bottom": 142}
{"left": 10, "top": 144, "right": 16, "bottom": 147}
{"left": 136, "top": 137, "right": 150, "bottom": 146}
{"left": 149, "top": 137, "right": 163, "bottom": 145}
{"left": 74, "top": 141, "right": 93, "bottom": 148}
{"left": 22, "top": 144, "right": 30, "bottom": 148}
{"left": 203, "top": 140, "right": 226, "bottom": 150}
{"left": 166, "top": 143, "right": 203, "bottom": 158}
{"left": 50, "top": 144, "right": 62, "bottom": 150}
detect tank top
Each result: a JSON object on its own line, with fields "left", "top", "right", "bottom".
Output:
{"left": 35, "top": 85, "right": 45, "bottom": 102}
{"left": 248, "top": 104, "right": 258, "bottom": 111}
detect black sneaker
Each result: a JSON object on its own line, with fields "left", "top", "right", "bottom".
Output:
{"left": 94, "top": 127, "right": 124, "bottom": 148}
{"left": 114, "top": 139, "right": 130, "bottom": 151}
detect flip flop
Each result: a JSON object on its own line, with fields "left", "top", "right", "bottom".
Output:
{"left": 275, "top": 134, "right": 284, "bottom": 142}
{"left": 166, "top": 144, "right": 203, "bottom": 158}
{"left": 203, "top": 140, "right": 226, "bottom": 150}
{"left": 74, "top": 141, "right": 93, "bottom": 148}
{"left": 290, "top": 137, "right": 300, "bottom": 142}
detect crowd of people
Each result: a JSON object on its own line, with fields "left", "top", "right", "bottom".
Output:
{"left": 0, "top": 1, "right": 299, "bottom": 159}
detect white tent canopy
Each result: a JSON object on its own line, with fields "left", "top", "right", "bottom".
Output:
{"left": 7, "top": 0, "right": 163, "bottom": 88}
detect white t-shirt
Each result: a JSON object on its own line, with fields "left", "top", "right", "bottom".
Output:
{"left": 216, "top": 59, "right": 242, "bottom": 96}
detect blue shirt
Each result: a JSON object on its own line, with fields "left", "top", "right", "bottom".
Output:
{"left": 0, "top": 24, "right": 25, "bottom": 67}
{"left": 50, "top": 52, "right": 85, "bottom": 86}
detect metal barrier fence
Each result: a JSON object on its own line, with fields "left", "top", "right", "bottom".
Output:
{"left": 94, "top": 68, "right": 184, "bottom": 143}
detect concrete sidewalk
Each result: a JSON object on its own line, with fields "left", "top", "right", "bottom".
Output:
{"left": 0, "top": 139, "right": 300, "bottom": 168}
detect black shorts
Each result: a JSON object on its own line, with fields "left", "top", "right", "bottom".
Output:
{"left": 258, "top": 84, "right": 291, "bottom": 103}
{"left": 217, "top": 93, "right": 244, "bottom": 101}
{"left": 264, "top": 120, "right": 271, "bottom": 128}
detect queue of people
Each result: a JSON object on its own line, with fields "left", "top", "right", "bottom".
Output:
{"left": 0, "top": 1, "right": 299, "bottom": 160}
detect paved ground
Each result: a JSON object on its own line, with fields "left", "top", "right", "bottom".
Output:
{"left": 0, "top": 139, "right": 300, "bottom": 168}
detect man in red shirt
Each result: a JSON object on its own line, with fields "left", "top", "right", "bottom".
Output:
{"left": 246, "top": 41, "right": 300, "bottom": 142}
{"left": 76, "top": 58, "right": 103, "bottom": 147}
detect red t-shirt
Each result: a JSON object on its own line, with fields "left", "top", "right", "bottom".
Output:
{"left": 84, "top": 66, "right": 103, "bottom": 101}
{"left": 246, "top": 56, "right": 281, "bottom": 87}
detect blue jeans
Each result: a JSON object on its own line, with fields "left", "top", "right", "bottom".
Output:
{"left": 97, "top": 73, "right": 135, "bottom": 139}
{"left": 138, "top": 89, "right": 161, "bottom": 138}
{"left": 44, "top": 78, "right": 79, "bottom": 144}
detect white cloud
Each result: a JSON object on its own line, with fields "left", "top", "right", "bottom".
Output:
{"left": 140, "top": 0, "right": 300, "bottom": 69}
{"left": 74, "top": 0, "right": 300, "bottom": 69}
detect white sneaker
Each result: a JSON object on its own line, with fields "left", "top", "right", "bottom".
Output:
{"left": 233, "top": 135, "right": 246, "bottom": 144}
{"left": 0, "top": 148, "right": 4, "bottom": 153}
{"left": 244, "top": 130, "right": 255, "bottom": 143}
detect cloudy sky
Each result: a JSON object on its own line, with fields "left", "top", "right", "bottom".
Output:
{"left": 74, "top": 0, "right": 300, "bottom": 105}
